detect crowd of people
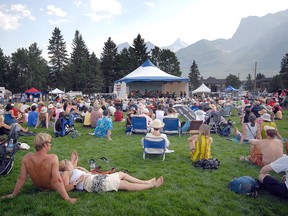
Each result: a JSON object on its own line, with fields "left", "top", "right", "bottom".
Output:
{"left": 0, "top": 89, "right": 288, "bottom": 201}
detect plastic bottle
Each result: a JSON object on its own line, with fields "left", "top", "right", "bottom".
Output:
{"left": 6, "top": 139, "right": 14, "bottom": 153}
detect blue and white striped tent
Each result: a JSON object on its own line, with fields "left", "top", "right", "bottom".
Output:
{"left": 114, "top": 59, "right": 189, "bottom": 99}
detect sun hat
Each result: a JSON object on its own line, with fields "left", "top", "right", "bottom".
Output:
{"left": 209, "top": 104, "right": 216, "bottom": 110}
{"left": 258, "top": 109, "right": 267, "bottom": 115}
{"left": 40, "top": 107, "right": 47, "bottom": 113}
{"left": 31, "top": 103, "right": 38, "bottom": 108}
{"left": 263, "top": 105, "right": 272, "bottom": 112}
{"left": 48, "top": 104, "right": 54, "bottom": 109}
{"left": 56, "top": 103, "right": 62, "bottom": 109}
{"left": 264, "top": 125, "right": 275, "bottom": 131}
{"left": 142, "top": 108, "right": 149, "bottom": 114}
{"left": 150, "top": 119, "right": 165, "bottom": 129}
{"left": 260, "top": 113, "right": 271, "bottom": 122}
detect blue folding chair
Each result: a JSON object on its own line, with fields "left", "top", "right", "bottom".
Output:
{"left": 163, "top": 118, "right": 181, "bottom": 136}
{"left": 142, "top": 137, "right": 166, "bottom": 161}
{"left": 130, "top": 116, "right": 149, "bottom": 135}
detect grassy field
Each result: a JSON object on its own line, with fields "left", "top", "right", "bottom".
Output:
{"left": 0, "top": 111, "right": 288, "bottom": 216}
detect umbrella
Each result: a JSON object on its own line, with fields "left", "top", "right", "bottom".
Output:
{"left": 173, "top": 104, "right": 196, "bottom": 121}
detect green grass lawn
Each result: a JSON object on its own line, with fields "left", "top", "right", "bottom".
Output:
{"left": 1, "top": 111, "right": 288, "bottom": 216}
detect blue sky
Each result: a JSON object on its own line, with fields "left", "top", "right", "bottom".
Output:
{"left": 0, "top": 0, "right": 287, "bottom": 59}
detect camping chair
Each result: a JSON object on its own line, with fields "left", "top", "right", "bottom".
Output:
{"left": 188, "top": 120, "right": 203, "bottom": 135}
{"left": 130, "top": 116, "right": 149, "bottom": 135}
{"left": 162, "top": 118, "right": 181, "bottom": 136}
{"left": 142, "top": 137, "right": 166, "bottom": 161}
{"left": 208, "top": 112, "right": 223, "bottom": 133}
{"left": 221, "top": 106, "right": 232, "bottom": 117}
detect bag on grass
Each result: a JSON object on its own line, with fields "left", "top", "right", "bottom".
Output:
{"left": 194, "top": 158, "right": 220, "bottom": 169}
{"left": 229, "top": 176, "right": 260, "bottom": 196}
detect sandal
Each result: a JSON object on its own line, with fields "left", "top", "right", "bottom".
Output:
{"left": 99, "top": 157, "right": 109, "bottom": 162}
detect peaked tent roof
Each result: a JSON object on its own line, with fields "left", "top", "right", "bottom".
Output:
{"left": 115, "top": 59, "right": 189, "bottom": 83}
{"left": 49, "top": 88, "right": 65, "bottom": 94}
{"left": 225, "top": 85, "right": 238, "bottom": 92}
{"left": 192, "top": 83, "right": 211, "bottom": 94}
{"left": 25, "top": 87, "right": 41, "bottom": 94}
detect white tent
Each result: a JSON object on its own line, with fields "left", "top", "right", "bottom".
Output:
{"left": 113, "top": 59, "right": 189, "bottom": 99}
{"left": 192, "top": 83, "right": 211, "bottom": 94}
{"left": 49, "top": 88, "right": 65, "bottom": 94}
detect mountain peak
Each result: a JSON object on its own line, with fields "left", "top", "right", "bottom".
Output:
{"left": 162, "top": 38, "right": 189, "bottom": 52}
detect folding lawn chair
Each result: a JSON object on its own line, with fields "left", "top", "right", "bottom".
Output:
{"left": 162, "top": 118, "right": 181, "bottom": 136}
{"left": 130, "top": 116, "right": 149, "bottom": 135}
{"left": 142, "top": 137, "right": 166, "bottom": 161}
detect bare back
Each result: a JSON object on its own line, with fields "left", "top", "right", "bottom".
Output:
{"left": 23, "top": 152, "right": 60, "bottom": 190}
{"left": 255, "top": 139, "right": 283, "bottom": 165}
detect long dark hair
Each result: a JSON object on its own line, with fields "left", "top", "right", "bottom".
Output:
{"left": 5, "top": 103, "right": 13, "bottom": 111}
{"left": 248, "top": 114, "right": 256, "bottom": 127}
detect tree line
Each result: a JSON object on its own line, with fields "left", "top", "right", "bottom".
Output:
{"left": 0, "top": 28, "right": 181, "bottom": 94}
{"left": 0, "top": 27, "right": 287, "bottom": 94}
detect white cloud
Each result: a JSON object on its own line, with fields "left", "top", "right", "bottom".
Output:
{"left": 47, "top": 5, "right": 67, "bottom": 17}
{"left": 48, "top": 19, "right": 69, "bottom": 25}
{"left": 86, "top": 0, "right": 122, "bottom": 21}
{"left": 0, "top": 11, "right": 20, "bottom": 30}
{"left": 0, "top": 4, "right": 35, "bottom": 31}
{"left": 144, "top": 1, "right": 155, "bottom": 7}
{"left": 11, "top": 4, "right": 35, "bottom": 20}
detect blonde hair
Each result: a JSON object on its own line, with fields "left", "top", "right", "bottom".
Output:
{"left": 198, "top": 124, "right": 211, "bottom": 138}
{"left": 59, "top": 159, "right": 67, "bottom": 171}
{"left": 34, "top": 133, "right": 52, "bottom": 151}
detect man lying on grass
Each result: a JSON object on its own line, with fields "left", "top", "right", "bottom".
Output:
{"left": 1, "top": 133, "right": 77, "bottom": 204}
{"left": 59, "top": 151, "right": 164, "bottom": 193}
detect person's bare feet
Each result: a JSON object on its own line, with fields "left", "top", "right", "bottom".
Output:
{"left": 23, "top": 127, "right": 28, "bottom": 132}
{"left": 146, "top": 178, "right": 156, "bottom": 184}
{"left": 154, "top": 176, "right": 164, "bottom": 188}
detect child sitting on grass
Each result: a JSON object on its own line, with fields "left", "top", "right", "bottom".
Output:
{"left": 188, "top": 124, "right": 213, "bottom": 162}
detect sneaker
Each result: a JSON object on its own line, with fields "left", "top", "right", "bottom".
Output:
{"left": 165, "top": 149, "right": 175, "bottom": 153}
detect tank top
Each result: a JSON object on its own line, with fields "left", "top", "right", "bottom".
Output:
{"left": 245, "top": 123, "right": 257, "bottom": 140}
{"left": 70, "top": 169, "right": 91, "bottom": 190}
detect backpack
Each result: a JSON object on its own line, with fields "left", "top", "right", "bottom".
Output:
{"left": 194, "top": 158, "right": 220, "bottom": 169}
{"left": 229, "top": 176, "right": 261, "bottom": 196}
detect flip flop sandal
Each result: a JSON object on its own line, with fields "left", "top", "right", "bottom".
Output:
{"left": 99, "top": 157, "right": 109, "bottom": 162}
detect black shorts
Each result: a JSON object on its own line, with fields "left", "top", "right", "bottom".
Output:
{"left": 263, "top": 175, "right": 288, "bottom": 199}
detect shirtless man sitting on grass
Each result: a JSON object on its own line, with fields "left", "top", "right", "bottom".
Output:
{"left": 1, "top": 133, "right": 77, "bottom": 203}
{"left": 240, "top": 126, "right": 283, "bottom": 167}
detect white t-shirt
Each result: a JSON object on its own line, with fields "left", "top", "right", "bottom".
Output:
{"left": 270, "top": 155, "right": 288, "bottom": 188}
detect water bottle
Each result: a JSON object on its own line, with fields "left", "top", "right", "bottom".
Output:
{"left": 6, "top": 139, "right": 14, "bottom": 153}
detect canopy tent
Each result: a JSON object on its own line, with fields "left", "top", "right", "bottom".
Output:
{"left": 25, "top": 87, "right": 41, "bottom": 94}
{"left": 113, "top": 59, "right": 189, "bottom": 99}
{"left": 192, "top": 83, "right": 211, "bottom": 94}
{"left": 225, "top": 85, "right": 238, "bottom": 92}
{"left": 49, "top": 88, "right": 65, "bottom": 94}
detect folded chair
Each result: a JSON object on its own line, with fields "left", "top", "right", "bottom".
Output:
{"left": 188, "top": 120, "right": 203, "bottom": 135}
{"left": 163, "top": 118, "right": 181, "bottom": 136}
{"left": 142, "top": 137, "right": 166, "bottom": 161}
{"left": 130, "top": 116, "right": 149, "bottom": 135}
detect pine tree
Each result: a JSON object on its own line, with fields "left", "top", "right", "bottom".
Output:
{"left": 188, "top": 60, "right": 200, "bottom": 90}
{"left": 279, "top": 53, "right": 288, "bottom": 88}
{"left": 27, "top": 43, "right": 49, "bottom": 91}
{"left": 47, "top": 27, "right": 68, "bottom": 89}
{"left": 0, "top": 48, "right": 10, "bottom": 87}
{"left": 131, "top": 34, "right": 148, "bottom": 68}
{"left": 70, "top": 30, "right": 90, "bottom": 91}
{"left": 150, "top": 47, "right": 181, "bottom": 77}
{"left": 86, "top": 52, "right": 104, "bottom": 93}
{"left": 245, "top": 73, "right": 253, "bottom": 92}
{"left": 225, "top": 74, "right": 241, "bottom": 88}
{"left": 100, "top": 37, "right": 118, "bottom": 92}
